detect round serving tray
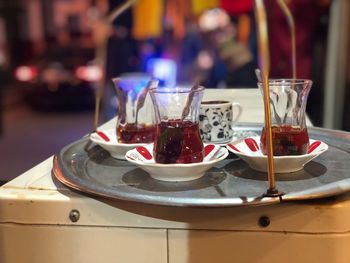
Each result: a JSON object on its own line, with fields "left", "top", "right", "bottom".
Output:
{"left": 53, "top": 125, "right": 350, "bottom": 207}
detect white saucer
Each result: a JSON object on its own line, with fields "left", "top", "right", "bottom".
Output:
{"left": 208, "top": 130, "right": 259, "bottom": 146}
{"left": 226, "top": 136, "right": 328, "bottom": 173}
{"left": 90, "top": 129, "right": 148, "bottom": 160}
{"left": 125, "top": 144, "right": 229, "bottom": 182}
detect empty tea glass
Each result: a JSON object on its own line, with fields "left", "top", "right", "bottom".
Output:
{"left": 149, "top": 86, "right": 205, "bottom": 164}
{"left": 112, "top": 73, "right": 158, "bottom": 144}
{"left": 259, "top": 79, "right": 312, "bottom": 156}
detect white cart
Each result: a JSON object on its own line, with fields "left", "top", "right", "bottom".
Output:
{"left": 1, "top": 89, "right": 349, "bottom": 263}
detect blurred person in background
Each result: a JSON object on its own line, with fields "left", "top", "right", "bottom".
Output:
{"left": 101, "top": 0, "right": 329, "bottom": 90}
{"left": 193, "top": 7, "right": 257, "bottom": 88}
{"left": 93, "top": 0, "right": 139, "bottom": 120}
{"left": 178, "top": 18, "right": 203, "bottom": 83}
{"left": 266, "top": 0, "right": 331, "bottom": 79}
{"left": 106, "top": 0, "right": 139, "bottom": 80}
{"left": 217, "top": 0, "right": 257, "bottom": 87}
{"left": 0, "top": 73, "right": 3, "bottom": 136}
{"left": 265, "top": 0, "right": 331, "bottom": 126}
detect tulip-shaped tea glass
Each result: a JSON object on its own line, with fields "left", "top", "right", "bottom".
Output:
{"left": 259, "top": 79, "right": 312, "bottom": 156}
{"left": 149, "top": 86, "right": 205, "bottom": 164}
{"left": 112, "top": 74, "right": 158, "bottom": 143}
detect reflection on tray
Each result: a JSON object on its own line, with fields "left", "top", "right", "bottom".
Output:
{"left": 53, "top": 126, "right": 350, "bottom": 207}
{"left": 121, "top": 167, "right": 226, "bottom": 192}
{"left": 223, "top": 159, "right": 327, "bottom": 182}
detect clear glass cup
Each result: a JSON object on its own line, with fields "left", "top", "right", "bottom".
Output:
{"left": 149, "top": 86, "right": 205, "bottom": 164}
{"left": 112, "top": 73, "right": 158, "bottom": 144}
{"left": 259, "top": 79, "right": 312, "bottom": 156}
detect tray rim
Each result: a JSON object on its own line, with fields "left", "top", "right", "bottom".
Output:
{"left": 52, "top": 124, "right": 350, "bottom": 207}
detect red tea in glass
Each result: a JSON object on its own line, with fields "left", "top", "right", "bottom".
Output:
{"left": 113, "top": 75, "right": 158, "bottom": 144}
{"left": 117, "top": 123, "right": 155, "bottom": 143}
{"left": 153, "top": 120, "right": 204, "bottom": 164}
{"left": 260, "top": 125, "right": 309, "bottom": 156}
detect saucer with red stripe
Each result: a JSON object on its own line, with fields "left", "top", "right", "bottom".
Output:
{"left": 226, "top": 136, "right": 328, "bottom": 173}
{"left": 90, "top": 129, "right": 149, "bottom": 160}
{"left": 125, "top": 144, "right": 229, "bottom": 182}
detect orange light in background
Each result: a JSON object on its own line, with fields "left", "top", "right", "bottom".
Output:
{"left": 15, "top": 66, "right": 38, "bottom": 82}
{"left": 75, "top": 65, "right": 103, "bottom": 82}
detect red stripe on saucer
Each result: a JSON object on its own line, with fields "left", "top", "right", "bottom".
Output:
{"left": 227, "top": 144, "right": 241, "bottom": 152}
{"left": 244, "top": 138, "right": 259, "bottom": 152}
{"left": 136, "top": 146, "right": 152, "bottom": 160}
{"left": 307, "top": 141, "right": 321, "bottom": 154}
{"left": 204, "top": 144, "right": 215, "bottom": 157}
{"left": 97, "top": 131, "right": 110, "bottom": 142}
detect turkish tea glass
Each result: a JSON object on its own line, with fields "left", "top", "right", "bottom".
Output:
{"left": 149, "top": 86, "right": 205, "bottom": 164}
{"left": 112, "top": 74, "right": 158, "bottom": 144}
{"left": 259, "top": 79, "right": 312, "bottom": 156}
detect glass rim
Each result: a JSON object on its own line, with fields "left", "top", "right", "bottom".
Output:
{"left": 149, "top": 85, "right": 205, "bottom": 94}
{"left": 258, "top": 79, "right": 313, "bottom": 86}
{"left": 113, "top": 72, "right": 151, "bottom": 79}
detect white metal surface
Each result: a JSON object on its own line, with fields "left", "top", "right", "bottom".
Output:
{"left": 2, "top": 169, "right": 350, "bottom": 263}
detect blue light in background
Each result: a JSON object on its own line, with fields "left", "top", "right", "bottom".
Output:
{"left": 146, "top": 58, "right": 177, "bottom": 87}
{"left": 118, "top": 73, "right": 151, "bottom": 101}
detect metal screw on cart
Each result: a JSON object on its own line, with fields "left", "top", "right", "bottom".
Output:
{"left": 69, "top": 209, "right": 80, "bottom": 222}
{"left": 258, "top": 215, "right": 270, "bottom": 228}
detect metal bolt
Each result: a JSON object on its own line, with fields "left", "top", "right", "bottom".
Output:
{"left": 258, "top": 215, "right": 270, "bottom": 228}
{"left": 69, "top": 209, "right": 80, "bottom": 223}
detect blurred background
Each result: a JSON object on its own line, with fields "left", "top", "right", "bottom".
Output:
{"left": 0, "top": 0, "right": 349, "bottom": 183}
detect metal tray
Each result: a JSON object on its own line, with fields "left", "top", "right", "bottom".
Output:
{"left": 53, "top": 125, "right": 350, "bottom": 207}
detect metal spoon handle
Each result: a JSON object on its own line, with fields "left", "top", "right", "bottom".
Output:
{"left": 181, "top": 83, "right": 200, "bottom": 121}
{"left": 135, "top": 80, "right": 158, "bottom": 125}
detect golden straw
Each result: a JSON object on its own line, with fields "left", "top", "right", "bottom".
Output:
{"left": 254, "top": 0, "right": 277, "bottom": 194}
{"left": 277, "top": 0, "right": 296, "bottom": 79}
